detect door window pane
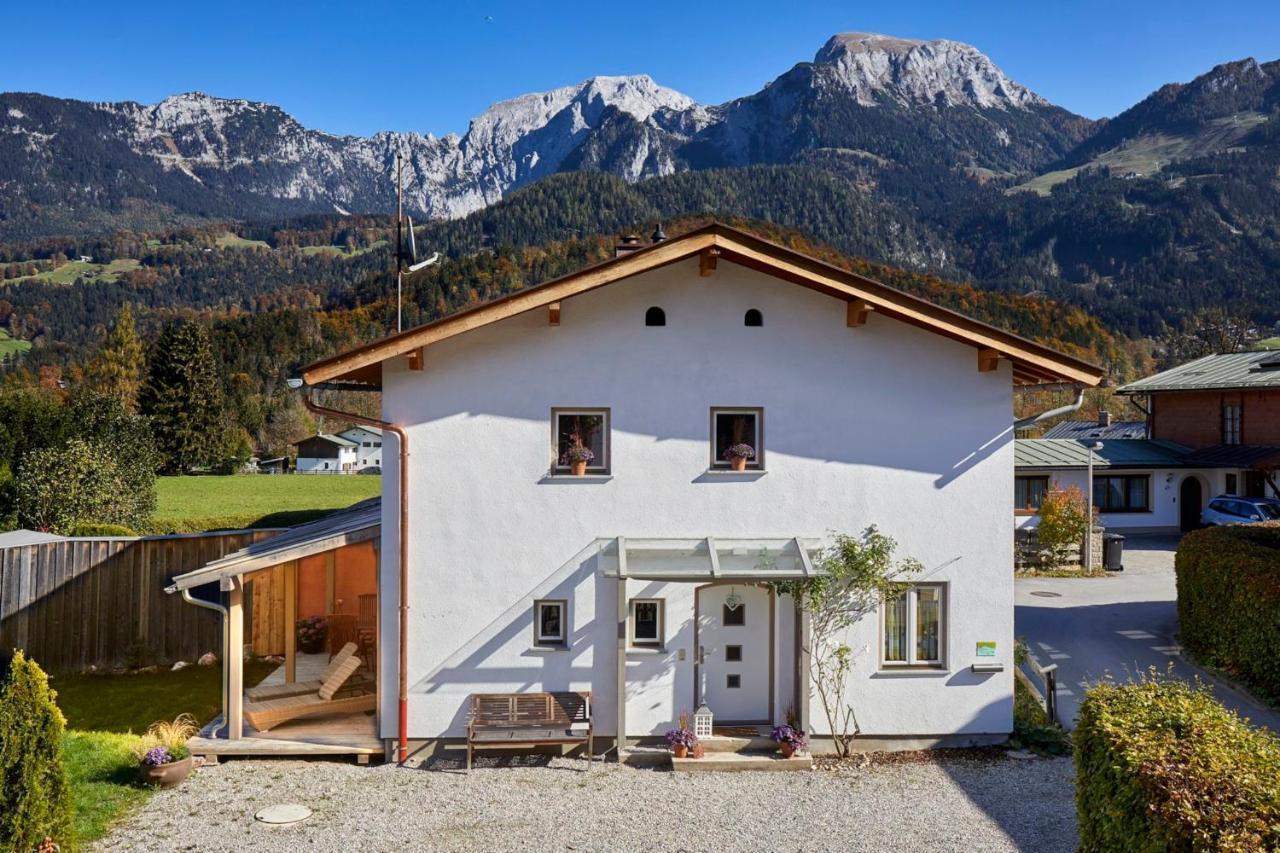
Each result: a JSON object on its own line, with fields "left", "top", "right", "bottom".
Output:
{"left": 722, "top": 602, "right": 745, "bottom": 626}
{"left": 884, "top": 591, "right": 908, "bottom": 663}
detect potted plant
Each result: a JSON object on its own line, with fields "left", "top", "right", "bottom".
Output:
{"left": 770, "top": 724, "right": 808, "bottom": 758}
{"left": 133, "top": 714, "right": 198, "bottom": 786}
{"left": 296, "top": 615, "right": 328, "bottom": 654}
{"left": 664, "top": 727, "right": 698, "bottom": 759}
{"left": 723, "top": 443, "right": 755, "bottom": 472}
{"left": 563, "top": 444, "right": 595, "bottom": 476}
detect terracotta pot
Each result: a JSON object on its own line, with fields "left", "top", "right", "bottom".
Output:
{"left": 729, "top": 456, "right": 748, "bottom": 472}
{"left": 570, "top": 460, "right": 588, "bottom": 476}
{"left": 138, "top": 755, "right": 193, "bottom": 787}
{"left": 672, "top": 744, "right": 688, "bottom": 759}
{"left": 691, "top": 742, "right": 705, "bottom": 759}
{"left": 779, "top": 742, "right": 795, "bottom": 758}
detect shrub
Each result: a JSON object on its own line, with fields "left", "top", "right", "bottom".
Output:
{"left": 1035, "top": 483, "right": 1091, "bottom": 561}
{"left": 0, "top": 651, "right": 72, "bottom": 850}
{"left": 16, "top": 438, "right": 153, "bottom": 534}
{"left": 1176, "top": 521, "right": 1280, "bottom": 703}
{"left": 1075, "top": 675, "right": 1280, "bottom": 852}
{"left": 67, "top": 522, "right": 137, "bottom": 537}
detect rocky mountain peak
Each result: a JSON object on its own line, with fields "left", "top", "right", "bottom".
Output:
{"left": 813, "top": 32, "right": 1046, "bottom": 110}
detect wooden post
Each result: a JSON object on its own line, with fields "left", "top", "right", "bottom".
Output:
{"left": 796, "top": 602, "right": 811, "bottom": 734}
{"left": 615, "top": 567, "right": 627, "bottom": 760}
{"left": 227, "top": 578, "right": 245, "bottom": 739}
{"left": 325, "top": 550, "right": 337, "bottom": 614}
{"left": 284, "top": 561, "right": 297, "bottom": 683}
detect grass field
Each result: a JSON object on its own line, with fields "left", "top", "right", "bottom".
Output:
{"left": 6, "top": 257, "right": 141, "bottom": 285}
{"left": 1254, "top": 337, "right": 1280, "bottom": 350}
{"left": 0, "top": 328, "right": 30, "bottom": 357}
{"left": 152, "top": 473, "right": 380, "bottom": 532}
{"left": 214, "top": 231, "right": 271, "bottom": 250}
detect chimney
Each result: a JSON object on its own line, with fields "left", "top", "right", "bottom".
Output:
{"left": 1098, "top": 410, "right": 1111, "bottom": 428}
{"left": 650, "top": 223, "right": 667, "bottom": 243}
{"left": 614, "top": 233, "right": 644, "bottom": 258}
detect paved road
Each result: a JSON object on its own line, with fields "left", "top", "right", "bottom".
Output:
{"left": 1014, "top": 533, "right": 1280, "bottom": 732}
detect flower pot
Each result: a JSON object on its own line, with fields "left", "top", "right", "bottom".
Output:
{"left": 138, "top": 755, "right": 193, "bottom": 787}
{"left": 691, "top": 742, "right": 705, "bottom": 759}
{"left": 298, "top": 636, "right": 325, "bottom": 654}
{"left": 729, "top": 456, "right": 747, "bottom": 472}
{"left": 779, "top": 742, "right": 795, "bottom": 758}
{"left": 671, "top": 744, "right": 688, "bottom": 759}
{"left": 570, "top": 460, "right": 588, "bottom": 476}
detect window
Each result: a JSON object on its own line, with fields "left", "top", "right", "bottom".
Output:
{"left": 645, "top": 306, "right": 666, "bottom": 326}
{"left": 1093, "top": 475, "right": 1150, "bottom": 512}
{"left": 374, "top": 441, "right": 382, "bottom": 448}
{"left": 1222, "top": 403, "right": 1242, "bottom": 445}
{"left": 362, "top": 441, "right": 372, "bottom": 448}
{"left": 1015, "top": 476, "right": 1049, "bottom": 512}
{"left": 629, "top": 599, "right": 663, "bottom": 648}
{"left": 726, "top": 674, "right": 741, "bottom": 689}
{"left": 1225, "top": 473, "right": 1239, "bottom": 495}
{"left": 725, "top": 645, "right": 742, "bottom": 662}
{"left": 711, "top": 407, "right": 763, "bottom": 470}
{"left": 722, "top": 603, "right": 745, "bottom": 626}
{"left": 883, "top": 584, "right": 945, "bottom": 667}
{"left": 533, "top": 600, "right": 566, "bottom": 646}
{"left": 744, "top": 309, "right": 763, "bottom": 327}
{"left": 552, "top": 408, "right": 610, "bottom": 474}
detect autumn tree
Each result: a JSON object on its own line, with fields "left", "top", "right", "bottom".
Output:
{"left": 139, "top": 321, "right": 225, "bottom": 473}
{"left": 84, "top": 304, "right": 146, "bottom": 409}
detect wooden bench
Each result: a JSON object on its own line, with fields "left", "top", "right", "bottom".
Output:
{"left": 466, "top": 691, "right": 592, "bottom": 771}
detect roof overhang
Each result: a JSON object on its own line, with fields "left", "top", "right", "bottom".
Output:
{"left": 600, "top": 537, "right": 823, "bottom": 581}
{"left": 300, "top": 223, "right": 1103, "bottom": 390}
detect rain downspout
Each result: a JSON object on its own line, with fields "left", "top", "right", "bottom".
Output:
{"left": 301, "top": 389, "right": 411, "bottom": 765}
{"left": 180, "top": 587, "right": 229, "bottom": 739}
{"left": 1013, "top": 386, "right": 1085, "bottom": 431}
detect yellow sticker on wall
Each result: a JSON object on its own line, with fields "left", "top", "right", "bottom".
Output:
{"left": 976, "top": 641, "right": 997, "bottom": 657}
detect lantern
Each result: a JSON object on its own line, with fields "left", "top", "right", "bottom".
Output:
{"left": 693, "top": 703, "right": 714, "bottom": 739}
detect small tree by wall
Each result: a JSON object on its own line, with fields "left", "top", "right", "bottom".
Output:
{"left": 1036, "top": 484, "right": 1093, "bottom": 567}
{"left": 772, "top": 528, "right": 922, "bottom": 758}
{"left": 0, "top": 651, "right": 71, "bottom": 851}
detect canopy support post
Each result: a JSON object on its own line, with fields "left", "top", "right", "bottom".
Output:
{"left": 227, "top": 578, "right": 245, "bottom": 740}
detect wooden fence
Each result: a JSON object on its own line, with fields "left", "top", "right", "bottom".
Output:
{"left": 0, "top": 530, "right": 276, "bottom": 673}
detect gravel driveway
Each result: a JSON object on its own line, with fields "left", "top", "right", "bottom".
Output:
{"left": 99, "top": 753, "right": 1075, "bottom": 852}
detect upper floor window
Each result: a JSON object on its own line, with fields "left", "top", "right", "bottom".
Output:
{"left": 1222, "top": 403, "right": 1242, "bottom": 445}
{"left": 883, "top": 584, "right": 945, "bottom": 667}
{"left": 744, "top": 309, "right": 763, "bottom": 327}
{"left": 1015, "top": 476, "right": 1049, "bottom": 513}
{"left": 1094, "top": 474, "right": 1149, "bottom": 512}
{"left": 552, "top": 408, "right": 610, "bottom": 474}
{"left": 711, "top": 407, "right": 763, "bottom": 470}
{"left": 533, "top": 599, "right": 567, "bottom": 647}
{"left": 645, "top": 306, "right": 666, "bottom": 326}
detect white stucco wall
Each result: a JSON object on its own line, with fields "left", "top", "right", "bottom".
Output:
{"left": 1016, "top": 467, "right": 1238, "bottom": 532}
{"left": 379, "top": 257, "right": 1017, "bottom": 741}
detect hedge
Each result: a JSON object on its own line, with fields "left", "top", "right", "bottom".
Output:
{"left": 0, "top": 651, "right": 72, "bottom": 851}
{"left": 1176, "top": 521, "right": 1280, "bottom": 703}
{"left": 1075, "top": 678, "right": 1280, "bottom": 852}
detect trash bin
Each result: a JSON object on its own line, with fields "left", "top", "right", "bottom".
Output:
{"left": 1103, "top": 533, "right": 1124, "bottom": 572}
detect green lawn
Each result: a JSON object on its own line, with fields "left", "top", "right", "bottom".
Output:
{"left": 1254, "top": 337, "right": 1280, "bottom": 350}
{"left": 0, "top": 328, "right": 30, "bottom": 357}
{"left": 214, "top": 232, "right": 270, "bottom": 250}
{"left": 64, "top": 730, "right": 150, "bottom": 847}
{"left": 7, "top": 258, "right": 141, "bottom": 285}
{"left": 152, "top": 473, "right": 380, "bottom": 532}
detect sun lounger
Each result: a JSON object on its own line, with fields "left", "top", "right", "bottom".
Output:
{"left": 244, "top": 642, "right": 360, "bottom": 702}
{"left": 243, "top": 654, "right": 373, "bottom": 732}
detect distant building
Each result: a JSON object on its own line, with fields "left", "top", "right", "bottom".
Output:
{"left": 1037, "top": 411, "right": 1147, "bottom": 441}
{"left": 293, "top": 434, "right": 359, "bottom": 474}
{"left": 338, "top": 426, "right": 383, "bottom": 471}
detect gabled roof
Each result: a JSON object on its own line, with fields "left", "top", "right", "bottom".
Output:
{"left": 166, "top": 498, "right": 380, "bottom": 592}
{"left": 1118, "top": 351, "right": 1280, "bottom": 394}
{"left": 293, "top": 433, "right": 357, "bottom": 448}
{"left": 1183, "top": 445, "right": 1280, "bottom": 469}
{"left": 1015, "top": 439, "right": 1192, "bottom": 470}
{"left": 301, "top": 223, "right": 1103, "bottom": 389}
{"left": 1039, "top": 419, "right": 1148, "bottom": 440}
{"left": 340, "top": 425, "right": 382, "bottom": 437}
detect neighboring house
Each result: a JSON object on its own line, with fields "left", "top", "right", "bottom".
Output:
{"left": 294, "top": 433, "right": 359, "bottom": 473}
{"left": 1036, "top": 412, "right": 1147, "bottom": 440}
{"left": 338, "top": 426, "right": 383, "bottom": 471}
{"left": 280, "top": 222, "right": 1102, "bottom": 759}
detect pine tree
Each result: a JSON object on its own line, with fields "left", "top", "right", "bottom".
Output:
{"left": 85, "top": 304, "right": 146, "bottom": 409}
{"left": 139, "top": 321, "right": 225, "bottom": 473}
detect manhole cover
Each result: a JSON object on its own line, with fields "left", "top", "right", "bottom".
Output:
{"left": 255, "top": 804, "right": 312, "bottom": 825}
{"left": 1030, "top": 591, "right": 1062, "bottom": 598}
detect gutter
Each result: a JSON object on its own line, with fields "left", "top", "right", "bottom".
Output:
{"left": 301, "top": 389, "right": 412, "bottom": 765}
{"left": 1013, "top": 386, "right": 1085, "bottom": 432}
{"left": 180, "top": 587, "right": 229, "bottom": 739}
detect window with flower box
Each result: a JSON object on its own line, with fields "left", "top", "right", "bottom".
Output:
{"left": 710, "top": 407, "right": 763, "bottom": 470}
{"left": 551, "top": 408, "right": 610, "bottom": 475}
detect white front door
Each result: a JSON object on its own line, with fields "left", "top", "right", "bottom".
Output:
{"left": 697, "top": 584, "right": 771, "bottom": 723}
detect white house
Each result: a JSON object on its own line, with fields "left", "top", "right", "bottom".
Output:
{"left": 293, "top": 433, "right": 359, "bottom": 473}
{"left": 276, "top": 223, "right": 1101, "bottom": 761}
{"left": 338, "top": 426, "right": 383, "bottom": 470}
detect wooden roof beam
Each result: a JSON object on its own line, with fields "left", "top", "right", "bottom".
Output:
{"left": 407, "top": 348, "right": 424, "bottom": 371}
{"left": 978, "top": 347, "right": 1000, "bottom": 373}
{"left": 847, "top": 299, "right": 873, "bottom": 328}
{"left": 699, "top": 247, "right": 720, "bottom": 277}
{"left": 548, "top": 302, "right": 561, "bottom": 326}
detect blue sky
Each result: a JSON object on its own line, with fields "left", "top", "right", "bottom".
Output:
{"left": 4, "top": 1, "right": 1278, "bottom": 136}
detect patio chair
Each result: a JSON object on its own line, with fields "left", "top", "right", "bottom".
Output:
{"left": 244, "top": 642, "right": 359, "bottom": 702}
{"left": 243, "top": 654, "right": 374, "bottom": 732}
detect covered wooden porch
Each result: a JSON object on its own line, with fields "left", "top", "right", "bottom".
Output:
{"left": 166, "top": 499, "right": 383, "bottom": 761}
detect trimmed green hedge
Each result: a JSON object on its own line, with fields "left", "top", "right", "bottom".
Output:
{"left": 1176, "top": 521, "right": 1280, "bottom": 703}
{"left": 1075, "top": 678, "right": 1280, "bottom": 852}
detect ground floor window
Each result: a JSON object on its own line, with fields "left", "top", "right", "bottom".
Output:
{"left": 1093, "top": 474, "right": 1150, "bottom": 512}
{"left": 1225, "top": 473, "right": 1239, "bottom": 495}
{"left": 1015, "top": 476, "right": 1049, "bottom": 512}
{"left": 883, "top": 584, "right": 945, "bottom": 667}
{"left": 628, "top": 598, "right": 664, "bottom": 648}
{"left": 533, "top": 599, "right": 566, "bottom": 646}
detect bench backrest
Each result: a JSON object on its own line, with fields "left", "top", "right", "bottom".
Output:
{"left": 470, "top": 692, "right": 590, "bottom": 727}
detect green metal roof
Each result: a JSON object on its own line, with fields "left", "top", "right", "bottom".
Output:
{"left": 1117, "top": 351, "right": 1280, "bottom": 394}
{"left": 1015, "top": 439, "right": 1192, "bottom": 470}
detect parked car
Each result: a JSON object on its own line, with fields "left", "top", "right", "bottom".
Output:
{"left": 1201, "top": 496, "right": 1280, "bottom": 526}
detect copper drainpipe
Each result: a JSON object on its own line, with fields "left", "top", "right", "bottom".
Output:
{"left": 303, "top": 391, "right": 412, "bottom": 764}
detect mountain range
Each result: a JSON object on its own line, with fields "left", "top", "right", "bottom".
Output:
{"left": 2, "top": 32, "right": 1279, "bottom": 335}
